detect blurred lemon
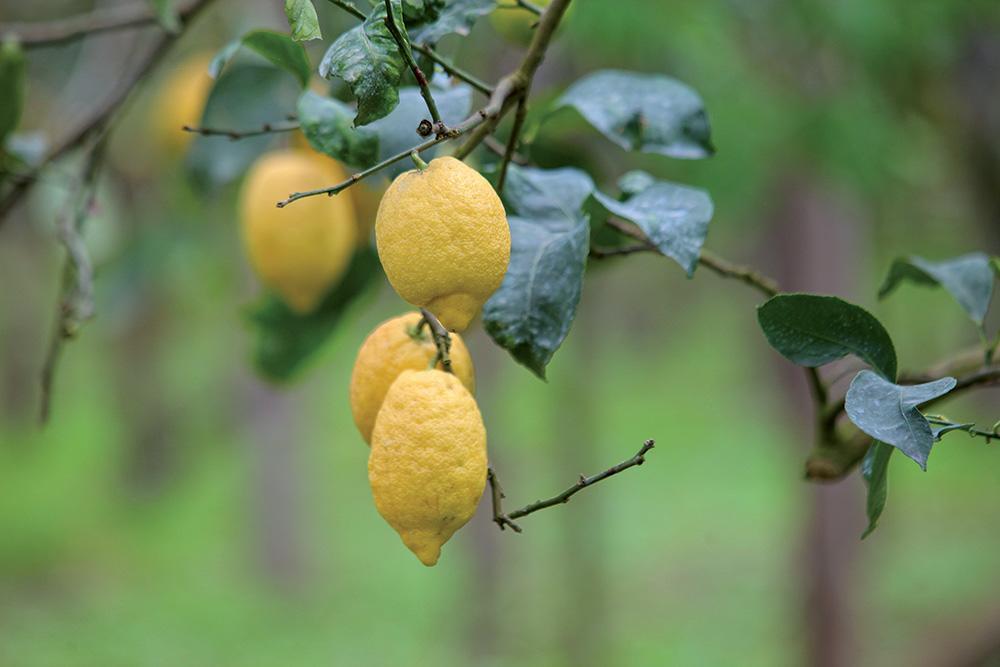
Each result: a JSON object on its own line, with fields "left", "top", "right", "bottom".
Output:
{"left": 350, "top": 311, "right": 475, "bottom": 444}
{"left": 375, "top": 156, "right": 510, "bottom": 331}
{"left": 239, "top": 148, "right": 357, "bottom": 313}
{"left": 369, "top": 369, "right": 487, "bottom": 566}
{"left": 151, "top": 53, "right": 213, "bottom": 156}
{"left": 490, "top": 0, "right": 572, "bottom": 46}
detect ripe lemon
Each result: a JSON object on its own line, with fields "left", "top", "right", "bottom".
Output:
{"left": 152, "top": 53, "right": 213, "bottom": 155}
{"left": 350, "top": 311, "right": 475, "bottom": 444}
{"left": 375, "top": 156, "right": 510, "bottom": 331}
{"left": 369, "top": 369, "right": 487, "bottom": 566}
{"left": 239, "top": 149, "right": 357, "bottom": 313}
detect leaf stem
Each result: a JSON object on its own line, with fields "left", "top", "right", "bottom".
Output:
{"left": 382, "top": 0, "right": 443, "bottom": 129}
{"left": 325, "top": 0, "right": 367, "bottom": 20}
{"left": 418, "top": 308, "right": 452, "bottom": 372}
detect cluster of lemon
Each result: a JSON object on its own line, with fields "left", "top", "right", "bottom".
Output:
{"left": 244, "top": 151, "right": 510, "bottom": 566}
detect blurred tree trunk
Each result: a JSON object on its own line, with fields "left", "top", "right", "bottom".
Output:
{"left": 763, "top": 169, "right": 865, "bottom": 667}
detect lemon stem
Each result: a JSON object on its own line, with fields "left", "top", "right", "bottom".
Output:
{"left": 409, "top": 151, "right": 429, "bottom": 171}
{"left": 419, "top": 308, "right": 452, "bottom": 373}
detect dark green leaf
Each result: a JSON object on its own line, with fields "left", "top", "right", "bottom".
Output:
{"left": 369, "top": 81, "right": 472, "bottom": 176}
{"left": 149, "top": 0, "right": 180, "bottom": 32}
{"left": 879, "top": 253, "right": 995, "bottom": 326}
{"left": 402, "top": 0, "right": 446, "bottom": 24}
{"left": 483, "top": 165, "right": 594, "bottom": 379}
{"left": 319, "top": 0, "right": 409, "bottom": 126}
{"left": 861, "top": 441, "right": 892, "bottom": 539}
{"left": 211, "top": 31, "right": 311, "bottom": 88}
{"left": 186, "top": 65, "right": 300, "bottom": 189}
{"left": 845, "top": 370, "right": 956, "bottom": 470}
{"left": 248, "top": 247, "right": 380, "bottom": 381}
{"left": 757, "top": 294, "right": 898, "bottom": 380}
{"left": 285, "top": 0, "right": 322, "bottom": 41}
{"left": 411, "top": 0, "right": 495, "bottom": 43}
{"left": 296, "top": 91, "right": 379, "bottom": 168}
{"left": 0, "top": 39, "right": 25, "bottom": 146}
{"left": 208, "top": 41, "right": 241, "bottom": 79}
{"left": 594, "top": 179, "right": 712, "bottom": 276}
{"left": 557, "top": 70, "right": 714, "bottom": 159}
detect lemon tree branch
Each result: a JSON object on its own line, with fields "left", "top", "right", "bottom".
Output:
{"left": 418, "top": 308, "right": 453, "bottom": 373}
{"left": 182, "top": 120, "right": 300, "bottom": 140}
{"left": 382, "top": 0, "right": 443, "bottom": 129}
{"left": 488, "top": 439, "right": 656, "bottom": 532}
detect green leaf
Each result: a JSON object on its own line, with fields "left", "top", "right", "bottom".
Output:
{"left": 284, "top": 0, "right": 322, "bottom": 41}
{"left": 845, "top": 370, "right": 956, "bottom": 470}
{"left": 369, "top": 81, "right": 472, "bottom": 177}
{"left": 861, "top": 441, "right": 892, "bottom": 539}
{"left": 482, "top": 165, "right": 594, "bottom": 379}
{"left": 594, "top": 179, "right": 712, "bottom": 276}
{"left": 248, "top": 247, "right": 380, "bottom": 381}
{"left": 617, "top": 170, "right": 656, "bottom": 198}
{"left": 319, "top": 0, "right": 409, "bottom": 126}
{"left": 296, "top": 91, "right": 379, "bottom": 168}
{"left": 211, "top": 30, "right": 311, "bottom": 88}
{"left": 411, "top": 0, "right": 496, "bottom": 43}
{"left": 402, "top": 0, "right": 446, "bottom": 24}
{"left": 0, "top": 38, "right": 26, "bottom": 146}
{"left": 757, "top": 294, "right": 898, "bottom": 380}
{"left": 185, "top": 64, "right": 300, "bottom": 189}
{"left": 149, "top": 0, "right": 180, "bottom": 32}
{"left": 556, "top": 70, "right": 714, "bottom": 159}
{"left": 878, "top": 253, "right": 995, "bottom": 327}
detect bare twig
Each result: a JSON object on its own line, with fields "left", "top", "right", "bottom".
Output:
{"left": 182, "top": 120, "right": 300, "bottom": 140}
{"left": 382, "top": 0, "right": 443, "bottom": 129}
{"left": 496, "top": 96, "right": 527, "bottom": 193}
{"left": 418, "top": 308, "right": 452, "bottom": 372}
{"left": 488, "top": 439, "right": 655, "bottom": 532}
{"left": 927, "top": 416, "right": 1000, "bottom": 443}
{"left": 411, "top": 43, "right": 492, "bottom": 95}
{"left": 326, "top": 0, "right": 367, "bottom": 20}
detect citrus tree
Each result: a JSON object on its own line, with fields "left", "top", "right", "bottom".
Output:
{"left": 0, "top": 0, "right": 998, "bottom": 566}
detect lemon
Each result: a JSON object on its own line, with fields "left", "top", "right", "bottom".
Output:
{"left": 152, "top": 53, "right": 213, "bottom": 155}
{"left": 369, "top": 369, "right": 488, "bottom": 566}
{"left": 375, "top": 156, "right": 510, "bottom": 331}
{"left": 350, "top": 311, "right": 475, "bottom": 444}
{"left": 239, "top": 149, "right": 357, "bottom": 313}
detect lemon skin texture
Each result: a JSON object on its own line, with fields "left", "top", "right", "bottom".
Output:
{"left": 239, "top": 149, "right": 358, "bottom": 314}
{"left": 152, "top": 53, "right": 213, "bottom": 155}
{"left": 369, "top": 369, "right": 488, "bottom": 566}
{"left": 375, "top": 156, "right": 510, "bottom": 332}
{"left": 350, "top": 311, "right": 475, "bottom": 444}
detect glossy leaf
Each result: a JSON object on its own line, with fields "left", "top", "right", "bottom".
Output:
{"left": 411, "top": 0, "right": 495, "bottom": 43}
{"left": 879, "top": 253, "right": 995, "bottom": 326}
{"left": 845, "top": 370, "right": 956, "bottom": 470}
{"left": 285, "top": 0, "right": 322, "bottom": 41}
{"left": 594, "top": 179, "right": 712, "bottom": 276}
{"left": 186, "top": 65, "right": 300, "bottom": 189}
{"left": 757, "top": 294, "right": 897, "bottom": 380}
{"left": 402, "top": 0, "right": 446, "bottom": 24}
{"left": 319, "top": 0, "right": 409, "bottom": 126}
{"left": 211, "top": 30, "right": 311, "bottom": 88}
{"left": 861, "top": 441, "right": 892, "bottom": 539}
{"left": 296, "top": 91, "right": 378, "bottom": 168}
{"left": 248, "top": 247, "right": 380, "bottom": 381}
{"left": 483, "top": 165, "right": 595, "bottom": 379}
{"left": 0, "top": 39, "right": 25, "bottom": 146}
{"left": 557, "top": 70, "right": 713, "bottom": 159}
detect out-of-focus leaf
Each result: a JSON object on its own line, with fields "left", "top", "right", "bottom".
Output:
{"left": 0, "top": 39, "right": 26, "bottom": 146}
{"left": 285, "top": 0, "right": 322, "bottom": 41}
{"left": 319, "top": 0, "right": 409, "bottom": 126}
{"left": 369, "top": 81, "right": 472, "bottom": 177}
{"left": 248, "top": 247, "right": 381, "bottom": 381}
{"left": 878, "top": 253, "right": 995, "bottom": 327}
{"left": 757, "top": 294, "right": 897, "bottom": 380}
{"left": 482, "top": 165, "right": 594, "bottom": 378}
{"left": 617, "top": 170, "right": 656, "bottom": 198}
{"left": 845, "top": 370, "right": 956, "bottom": 470}
{"left": 5, "top": 131, "right": 47, "bottom": 167}
{"left": 594, "top": 179, "right": 712, "bottom": 276}
{"left": 149, "top": 0, "right": 180, "bottom": 32}
{"left": 211, "top": 30, "right": 311, "bottom": 88}
{"left": 556, "top": 70, "right": 714, "bottom": 159}
{"left": 296, "top": 91, "right": 378, "bottom": 168}
{"left": 185, "top": 65, "right": 300, "bottom": 190}
{"left": 861, "top": 441, "right": 892, "bottom": 539}
{"left": 411, "top": 0, "right": 495, "bottom": 43}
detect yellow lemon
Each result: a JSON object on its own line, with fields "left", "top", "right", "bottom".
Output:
{"left": 152, "top": 53, "right": 213, "bottom": 155}
{"left": 239, "top": 149, "right": 357, "bottom": 313}
{"left": 369, "top": 369, "right": 487, "bottom": 566}
{"left": 375, "top": 156, "right": 510, "bottom": 331}
{"left": 350, "top": 311, "right": 475, "bottom": 444}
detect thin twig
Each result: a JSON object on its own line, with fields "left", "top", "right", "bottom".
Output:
{"left": 411, "top": 43, "right": 492, "bottom": 95}
{"left": 496, "top": 96, "right": 527, "bottom": 193}
{"left": 418, "top": 308, "right": 452, "bottom": 372}
{"left": 182, "top": 120, "right": 300, "bottom": 140}
{"left": 927, "top": 416, "right": 1000, "bottom": 443}
{"left": 382, "top": 0, "right": 443, "bottom": 129}
{"left": 488, "top": 439, "right": 655, "bottom": 532}
{"left": 482, "top": 135, "right": 528, "bottom": 164}
{"left": 589, "top": 242, "right": 652, "bottom": 259}
{"left": 326, "top": 0, "right": 367, "bottom": 20}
